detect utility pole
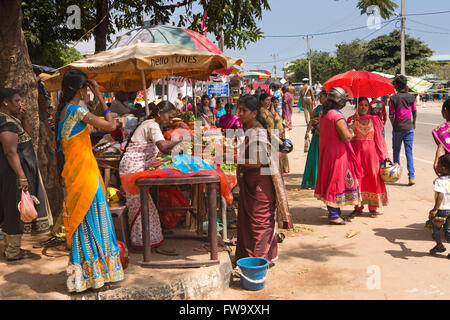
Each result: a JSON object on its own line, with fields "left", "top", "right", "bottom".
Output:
{"left": 400, "top": 0, "right": 406, "bottom": 75}
{"left": 304, "top": 35, "right": 313, "bottom": 86}
{"left": 271, "top": 54, "right": 278, "bottom": 78}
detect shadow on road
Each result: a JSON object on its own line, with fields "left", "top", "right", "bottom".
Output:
{"left": 1, "top": 269, "right": 67, "bottom": 297}
{"left": 372, "top": 223, "right": 444, "bottom": 260}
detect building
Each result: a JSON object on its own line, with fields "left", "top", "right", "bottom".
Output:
{"left": 429, "top": 55, "right": 450, "bottom": 67}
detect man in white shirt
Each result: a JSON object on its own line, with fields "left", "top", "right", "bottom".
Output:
{"left": 210, "top": 93, "right": 217, "bottom": 109}
{"left": 174, "top": 92, "right": 183, "bottom": 110}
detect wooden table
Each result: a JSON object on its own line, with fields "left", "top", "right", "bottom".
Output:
{"left": 136, "top": 175, "right": 221, "bottom": 268}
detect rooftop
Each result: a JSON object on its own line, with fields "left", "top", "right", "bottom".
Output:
{"left": 429, "top": 55, "right": 450, "bottom": 62}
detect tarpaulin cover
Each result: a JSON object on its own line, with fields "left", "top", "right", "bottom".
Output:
{"left": 121, "top": 168, "right": 234, "bottom": 205}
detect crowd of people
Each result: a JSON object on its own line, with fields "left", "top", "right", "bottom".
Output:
{"left": 2, "top": 68, "right": 450, "bottom": 295}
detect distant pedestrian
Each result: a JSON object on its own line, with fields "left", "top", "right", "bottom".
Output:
{"left": 300, "top": 78, "right": 315, "bottom": 126}
{"left": 370, "top": 99, "right": 387, "bottom": 137}
{"left": 269, "top": 84, "right": 282, "bottom": 115}
{"left": 210, "top": 93, "right": 217, "bottom": 109}
{"left": 281, "top": 86, "right": 293, "bottom": 130}
{"left": 427, "top": 154, "right": 450, "bottom": 256}
{"left": 174, "top": 92, "right": 183, "bottom": 110}
{"left": 389, "top": 74, "right": 417, "bottom": 186}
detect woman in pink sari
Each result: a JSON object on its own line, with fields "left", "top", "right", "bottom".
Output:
{"left": 218, "top": 103, "right": 242, "bottom": 130}
{"left": 432, "top": 98, "right": 450, "bottom": 176}
{"left": 346, "top": 97, "right": 390, "bottom": 219}
{"left": 314, "top": 87, "right": 362, "bottom": 225}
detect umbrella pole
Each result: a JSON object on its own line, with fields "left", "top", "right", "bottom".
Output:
{"left": 193, "top": 80, "right": 197, "bottom": 117}
{"left": 141, "top": 70, "right": 150, "bottom": 116}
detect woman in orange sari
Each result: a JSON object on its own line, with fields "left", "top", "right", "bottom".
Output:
{"left": 56, "top": 69, "right": 124, "bottom": 292}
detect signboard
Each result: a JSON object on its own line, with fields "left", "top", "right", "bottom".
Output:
{"left": 207, "top": 82, "right": 229, "bottom": 97}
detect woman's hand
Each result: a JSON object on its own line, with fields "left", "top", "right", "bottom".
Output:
{"left": 18, "top": 178, "right": 28, "bottom": 192}
{"left": 19, "top": 103, "right": 28, "bottom": 118}
{"left": 87, "top": 80, "right": 104, "bottom": 101}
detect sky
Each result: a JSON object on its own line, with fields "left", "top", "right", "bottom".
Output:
{"left": 75, "top": 0, "right": 450, "bottom": 76}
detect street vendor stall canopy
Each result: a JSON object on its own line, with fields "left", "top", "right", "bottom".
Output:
{"left": 109, "top": 24, "right": 238, "bottom": 76}
{"left": 41, "top": 42, "right": 244, "bottom": 93}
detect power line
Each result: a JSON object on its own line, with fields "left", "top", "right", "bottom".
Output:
{"left": 405, "top": 10, "right": 450, "bottom": 17}
{"left": 361, "top": 19, "right": 396, "bottom": 40}
{"left": 407, "top": 17, "right": 450, "bottom": 33}
{"left": 263, "top": 19, "right": 396, "bottom": 38}
{"left": 405, "top": 27, "right": 450, "bottom": 35}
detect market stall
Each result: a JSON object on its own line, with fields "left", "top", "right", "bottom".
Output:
{"left": 42, "top": 42, "right": 244, "bottom": 265}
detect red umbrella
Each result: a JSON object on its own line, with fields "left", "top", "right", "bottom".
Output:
{"left": 323, "top": 70, "right": 395, "bottom": 98}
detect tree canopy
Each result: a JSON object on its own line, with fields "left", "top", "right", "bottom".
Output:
{"left": 362, "top": 30, "right": 433, "bottom": 76}
{"left": 284, "top": 31, "right": 433, "bottom": 83}
{"left": 21, "top": 0, "right": 271, "bottom": 67}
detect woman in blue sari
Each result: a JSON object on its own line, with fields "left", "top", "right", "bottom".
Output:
{"left": 56, "top": 69, "right": 124, "bottom": 293}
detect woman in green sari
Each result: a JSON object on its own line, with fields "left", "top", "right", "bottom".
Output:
{"left": 301, "top": 89, "right": 327, "bottom": 189}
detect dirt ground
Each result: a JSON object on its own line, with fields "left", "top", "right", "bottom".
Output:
{"left": 1, "top": 101, "right": 449, "bottom": 300}
{"left": 219, "top": 102, "right": 450, "bottom": 300}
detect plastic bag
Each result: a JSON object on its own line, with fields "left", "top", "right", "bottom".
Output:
{"left": 304, "top": 135, "right": 310, "bottom": 153}
{"left": 18, "top": 190, "right": 38, "bottom": 223}
{"left": 158, "top": 186, "right": 189, "bottom": 230}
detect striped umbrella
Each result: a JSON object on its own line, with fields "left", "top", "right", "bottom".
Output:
{"left": 109, "top": 24, "right": 240, "bottom": 75}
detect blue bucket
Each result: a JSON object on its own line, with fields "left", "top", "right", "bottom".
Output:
{"left": 236, "top": 257, "right": 269, "bottom": 291}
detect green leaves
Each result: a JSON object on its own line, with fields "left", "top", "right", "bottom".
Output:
{"left": 362, "top": 30, "right": 433, "bottom": 76}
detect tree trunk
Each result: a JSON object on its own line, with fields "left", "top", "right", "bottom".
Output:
{"left": 0, "top": 0, "right": 39, "bottom": 148}
{"left": 94, "top": 0, "right": 109, "bottom": 53}
{"left": 0, "top": 0, "right": 63, "bottom": 222}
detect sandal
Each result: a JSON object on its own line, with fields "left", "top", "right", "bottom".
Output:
{"left": 277, "top": 232, "right": 286, "bottom": 243}
{"left": 33, "top": 236, "right": 65, "bottom": 248}
{"left": 430, "top": 245, "right": 446, "bottom": 255}
{"left": 369, "top": 211, "right": 383, "bottom": 218}
{"left": 6, "top": 249, "right": 32, "bottom": 261}
{"left": 345, "top": 210, "right": 360, "bottom": 221}
{"left": 329, "top": 219, "right": 346, "bottom": 225}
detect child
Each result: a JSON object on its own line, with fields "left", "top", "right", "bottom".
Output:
{"left": 428, "top": 154, "right": 450, "bottom": 256}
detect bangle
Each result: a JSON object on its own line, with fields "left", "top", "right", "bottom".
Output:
{"left": 102, "top": 108, "right": 111, "bottom": 116}
{"left": 19, "top": 178, "right": 27, "bottom": 181}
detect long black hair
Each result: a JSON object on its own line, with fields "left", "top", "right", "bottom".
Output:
{"left": 120, "top": 100, "right": 177, "bottom": 161}
{"left": 442, "top": 98, "right": 450, "bottom": 121}
{"left": 322, "top": 99, "right": 342, "bottom": 115}
{"left": 54, "top": 69, "right": 88, "bottom": 173}
{"left": 55, "top": 69, "right": 88, "bottom": 146}
{"left": 238, "top": 94, "right": 267, "bottom": 129}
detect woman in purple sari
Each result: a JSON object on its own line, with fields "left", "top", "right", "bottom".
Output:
{"left": 281, "top": 86, "right": 293, "bottom": 130}
{"left": 433, "top": 98, "right": 450, "bottom": 176}
{"left": 218, "top": 103, "right": 242, "bottom": 130}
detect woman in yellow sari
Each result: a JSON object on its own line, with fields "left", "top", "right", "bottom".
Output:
{"left": 56, "top": 69, "right": 124, "bottom": 292}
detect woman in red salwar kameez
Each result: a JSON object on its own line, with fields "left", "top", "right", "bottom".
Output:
{"left": 346, "top": 97, "right": 390, "bottom": 219}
